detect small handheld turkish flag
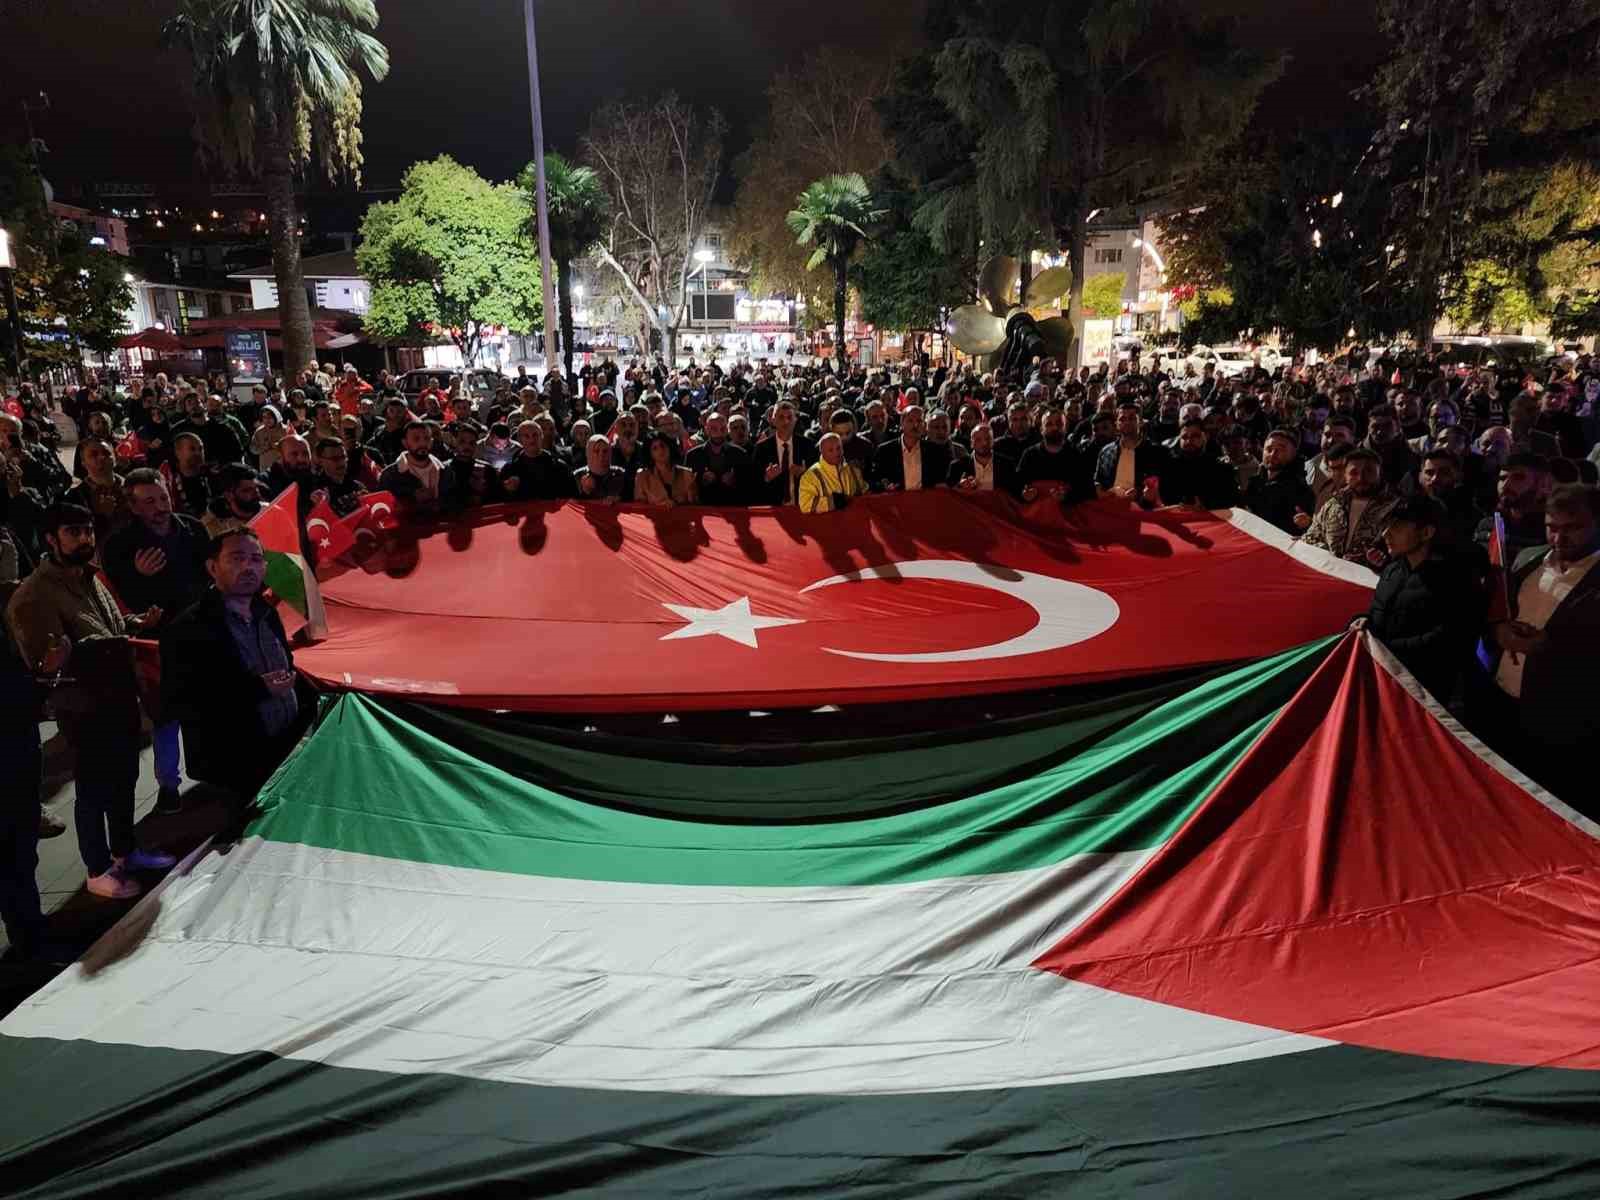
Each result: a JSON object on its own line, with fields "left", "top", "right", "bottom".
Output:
{"left": 358, "top": 491, "right": 399, "bottom": 532}
{"left": 305, "top": 498, "right": 356, "bottom": 563}
{"left": 339, "top": 490, "right": 399, "bottom": 545}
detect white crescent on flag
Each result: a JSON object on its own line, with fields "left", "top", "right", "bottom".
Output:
{"left": 799, "top": 561, "right": 1121, "bottom": 663}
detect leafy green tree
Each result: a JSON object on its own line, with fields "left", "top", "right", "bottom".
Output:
{"left": 1080, "top": 272, "right": 1126, "bottom": 320}
{"left": 786, "top": 174, "right": 885, "bottom": 374}
{"left": 1366, "top": 0, "right": 1600, "bottom": 343}
{"left": 358, "top": 156, "right": 544, "bottom": 366}
{"left": 889, "top": 0, "right": 1280, "bottom": 360}
{"left": 519, "top": 152, "right": 607, "bottom": 379}
{"left": 1159, "top": 127, "right": 1419, "bottom": 350}
{"left": 1446, "top": 260, "right": 1547, "bottom": 333}
{"left": 164, "top": 0, "right": 389, "bottom": 376}
{"left": 852, "top": 227, "right": 972, "bottom": 334}
{"left": 58, "top": 241, "right": 136, "bottom": 363}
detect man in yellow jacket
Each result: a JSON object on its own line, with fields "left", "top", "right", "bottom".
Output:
{"left": 798, "top": 433, "right": 869, "bottom": 513}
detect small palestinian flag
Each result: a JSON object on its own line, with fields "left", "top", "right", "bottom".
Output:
{"left": 249, "top": 482, "right": 328, "bottom": 641}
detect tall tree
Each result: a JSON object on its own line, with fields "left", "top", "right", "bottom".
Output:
{"left": 357, "top": 156, "right": 544, "bottom": 367}
{"left": 727, "top": 48, "right": 893, "bottom": 307}
{"left": 1366, "top": 0, "right": 1600, "bottom": 344}
{"left": 851, "top": 179, "right": 974, "bottom": 338}
{"left": 1158, "top": 126, "right": 1418, "bottom": 350}
{"left": 892, "top": 0, "right": 1281, "bottom": 361}
{"left": 164, "top": 0, "right": 388, "bottom": 378}
{"left": 786, "top": 173, "right": 885, "bottom": 375}
{"left": 519, "top": 152, "right": 608, "bottom": 379}
{"left": 582, "top": 94, "right": 725, "bottom": 366}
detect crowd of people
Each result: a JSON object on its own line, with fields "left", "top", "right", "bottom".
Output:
{"left": 1, "top": 343, "right": 1598, "bottom": 961}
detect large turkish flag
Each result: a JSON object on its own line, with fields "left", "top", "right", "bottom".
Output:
{"left": 295, "top": 492, "right": 1374, "bottom": 712}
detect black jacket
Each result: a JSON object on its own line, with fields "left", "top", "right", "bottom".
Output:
{"left": 750, "top": 434, "right": 818, "bottom": 504}
{"left": 101, "top": 514, "right": 212, "bottom": 615}
{"left": 684, "top": 440, "right": 751, "bottom": 506}
{"left": 500, "top": 450, "right": 578, "bottom": 501}
{"left": 159, "top": 590, "right": 309, "bottom": 792}
{"left": 948, "top": 453, "right": 1019, "bottom": 496}
{"left": 1368, "top": 551, "right": 1479, "bottom": 700}
{"left": 1017, "top": 441, "right": 1090, "bottom": 501}
{"left": 1245, "top": 463, "right": 1317, "bottom": 534}
{"left": 872, "top": 437, "right": 951, "bottom": 492}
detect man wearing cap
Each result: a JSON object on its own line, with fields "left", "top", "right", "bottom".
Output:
{"left": 6, "top": 505, "right": 175, "bottom": 899}
{"left": 1360, "top": 494, "right": 1479, "bottom": 701}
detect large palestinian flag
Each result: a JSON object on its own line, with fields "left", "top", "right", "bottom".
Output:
{"left": 3, "top": 632, "right": 1597, "bottom": 1197}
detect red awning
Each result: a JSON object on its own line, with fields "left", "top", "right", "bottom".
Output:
{"left": 118, "top": 327, "right": 187, "bottom": 352}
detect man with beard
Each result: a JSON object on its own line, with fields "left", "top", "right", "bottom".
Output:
{"left": 685, "top": 412, "right": 750, "bottom": 506}
{"left": 1481, "top": 484, "right": 1600, "bottom": 809}
{"left": 371, "top": 398, "right": 412, "bottom": 467}
{"left": 1533, "top": 385, "right": 1586, "bottom": 460}
{"left": 1408, "top": 398, "right": 1461, "bottom": 457}
{"left": 311, "top": 437, "right": 368, "bottom": 517}
{"left": 379, "top": 421, "right": 446, "bottom": 517}
{"left": 827, "top": 409, "right": 875, "bottom": 477}
{"left": 499, "top": 421, "right": 577, "bottom": 501}
{"left": 1415, "top": 449, "right": 1483, "bottom": 553}
{"left": 104, "top": 470, "right": 212, "bottom": 814}
{"left": 1306, "top": 416, "right": 1358, "bottom": 511}
{"left": 1475, "top": 451, "right": 1554, "bottom": 563}
{"left": 1363, "top": 403, "right": 1419, "bottom": 487}
{"left": 6, "top": 504, "right": 174, "bottom": 898}
{"left": 1095, "top": 401, "right": 1169, "bottom": 506}
{"left": 1300, "top": 447, "right": 1401, "bottom": 568}
{"left": 1157, "top": 419, "right": 1240, "bottom": 509}
{"left": 263, "top": 434, "right": 316, "bottom": 500}
{"left": 161, "top": 528, "right": 307, "bottom": 810}
{"left": 165, "top": 432, "right": 213, "bottom": 519}
{"left": 950, "top": 422, "right": 1019, "bottom": 495}
{"left": 205, "top": 392, "right": 250, "bottom": 461}
{"left": 202, "top": 463, "right": 266, "bottom": 539}
{"left": 861, "top": 399, "right": 893, "bottom": 449}
{"left": 1017, "top": 408, "right": 1087, "bottom": 503}
{"left": 1245, "top": 429, "right": 1317, "bottom": 535}
{"left": 608, "top": 412, "right": 649, "bottom": 496}
{"left": 872, "top": 405, "right": 948, "bottom": 493}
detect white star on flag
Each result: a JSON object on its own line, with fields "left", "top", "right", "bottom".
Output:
{"left": 659, "top": 596, "right": 804, "bottom": 649}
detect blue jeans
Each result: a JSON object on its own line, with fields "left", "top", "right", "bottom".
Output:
{"left": 1, "top": 726, "right": 45, "bottom": 954}
{"left": 153, "top": 721, "right": 182, "bottom": 792}
{"left": 59, "top": 721, "right": 139, "bottom": 878}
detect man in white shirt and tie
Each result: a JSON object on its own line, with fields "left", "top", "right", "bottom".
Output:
{"left": 754, "top": 401, "right": 813, "bottom": 505}
{"left": 872, "top": 406, "right": 951, "bottom": 493}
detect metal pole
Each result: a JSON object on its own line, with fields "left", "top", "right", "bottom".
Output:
{"left": 522, "top": 0, "right": 560, "bottom": 376}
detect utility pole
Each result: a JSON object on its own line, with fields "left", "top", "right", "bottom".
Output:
{"left": 522, "top": 0, "right": 560, "bottom": 377}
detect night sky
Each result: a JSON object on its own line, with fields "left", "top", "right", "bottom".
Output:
{"left": 0, "top": 0, "right": 1375, "bottom": 198}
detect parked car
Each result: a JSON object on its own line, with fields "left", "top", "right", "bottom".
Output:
{"left": 1429, "top": 336, "right": 1551, "bottom": 378}
{"left": 1184, "top": 344, "right": 1257, "bottom": 378}
{"left": 397, "top": 368, "right": 506, "bottom": 400}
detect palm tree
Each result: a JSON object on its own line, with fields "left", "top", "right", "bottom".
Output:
{"left": 164, "top": 0, "right": 388, "bottom": 379}
{"left": 786, "top": 173, "right": 884, "bottom": 374}
{"left": 519, "top": 153, "right": 608, "bottom": 379}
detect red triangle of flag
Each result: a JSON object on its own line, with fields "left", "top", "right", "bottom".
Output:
{"left": 1036, "top": 634, "right": 1600, "bottom": 1070}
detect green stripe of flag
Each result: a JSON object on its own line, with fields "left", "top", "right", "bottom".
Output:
{"left": 251, "top": 636, "right": 1337, "bottom": 887}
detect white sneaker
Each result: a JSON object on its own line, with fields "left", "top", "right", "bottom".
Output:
{"left": 118, "top": 849, "right": 177, "bottom": 871}
{"left": 86, "top": 869, "right": 142, "bottom": 900}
